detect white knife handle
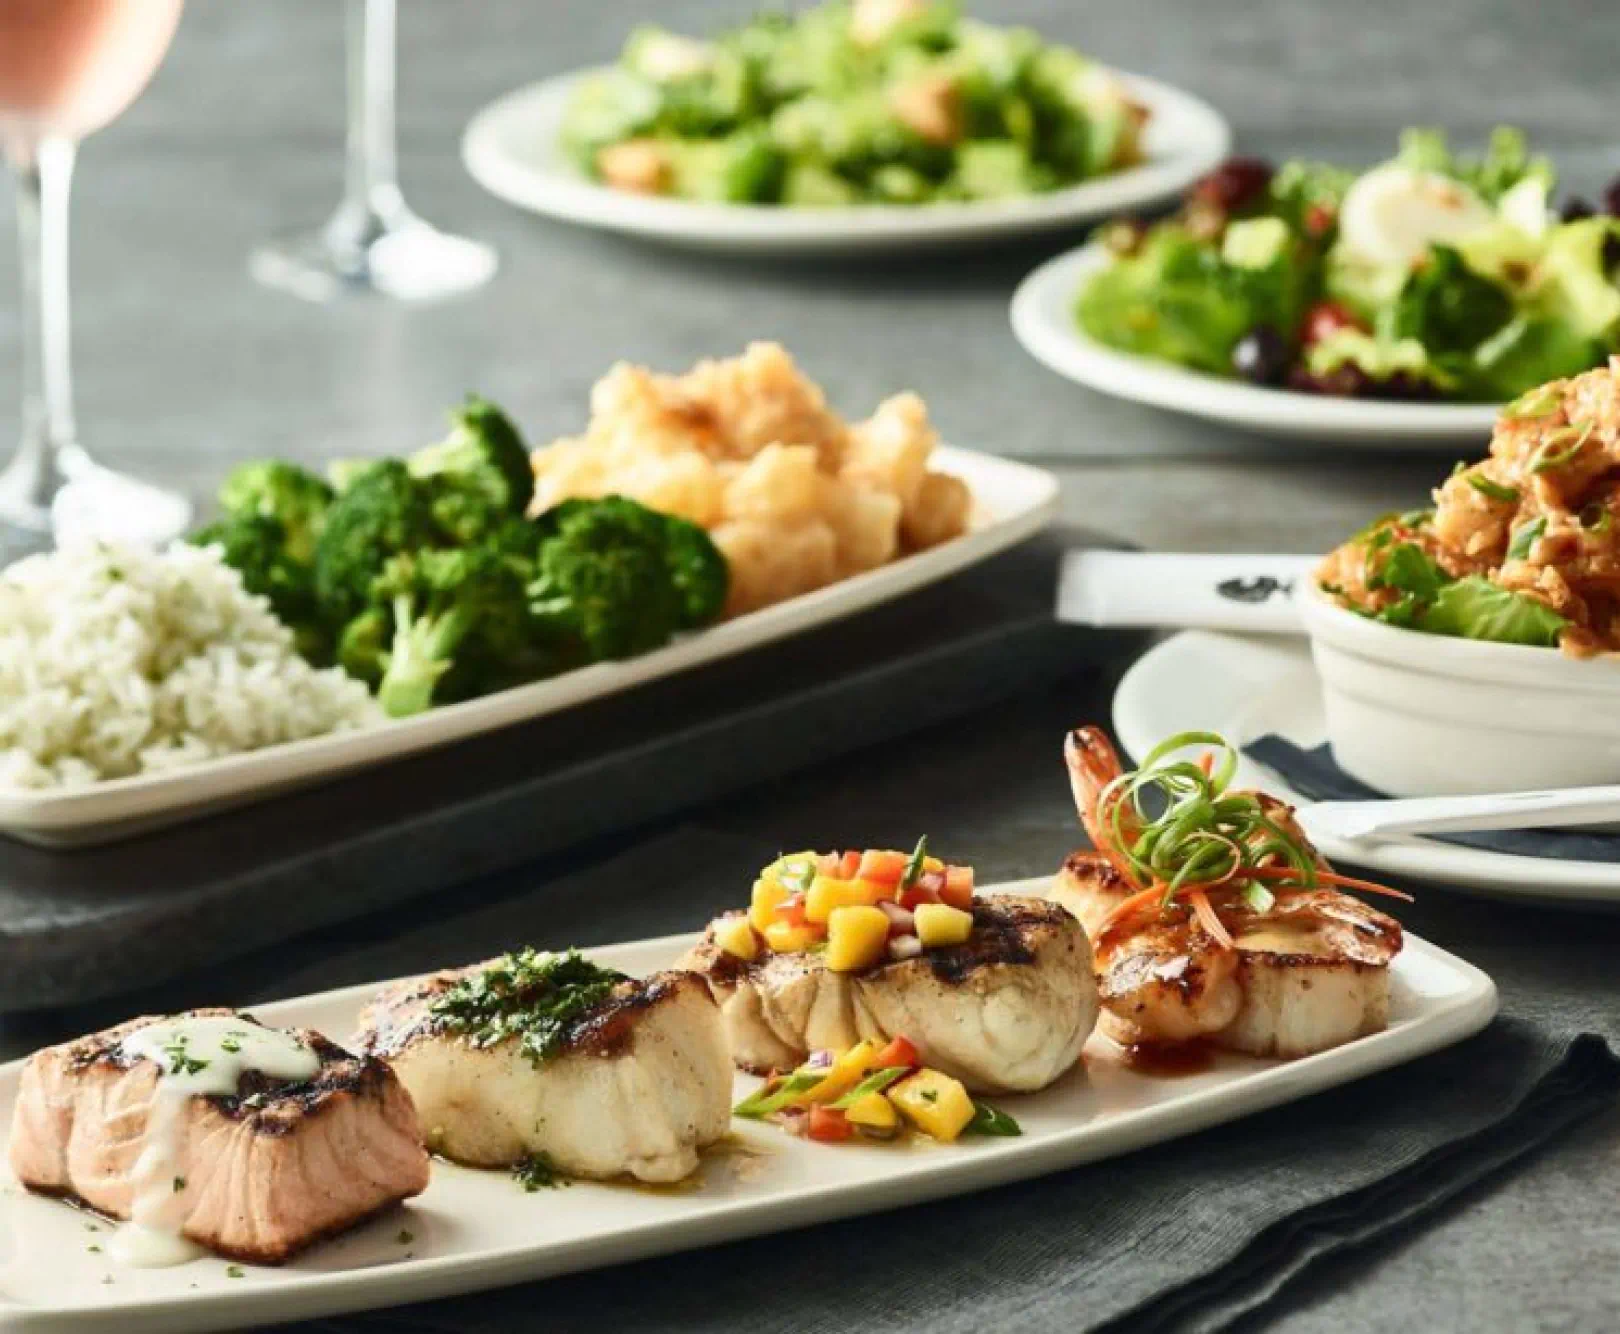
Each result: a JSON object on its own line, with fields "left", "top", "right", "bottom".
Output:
{"left": 1055, "top": 550, "right": 1314, "bottom": 635}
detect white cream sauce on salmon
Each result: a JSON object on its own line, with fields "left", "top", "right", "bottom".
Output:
{"left": 111, "top": 1017, "right": 319, "bottom": 1267}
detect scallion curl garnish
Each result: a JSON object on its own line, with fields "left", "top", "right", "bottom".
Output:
{"left": 1096, "top": 730, "right": 1318, "bottom": 914}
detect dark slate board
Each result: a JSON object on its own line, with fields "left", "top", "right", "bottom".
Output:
{"left": 3, "top": 531, "right": 1131, "bottom": 1013}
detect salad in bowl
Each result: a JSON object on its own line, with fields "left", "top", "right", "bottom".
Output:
{"left": 1077, "top": 128, "right": 1620, "bottom": 404}
{"left": 1305, "top": 359, "right": 1620, "bottom": 794}
{"left": 559, "top": 0, "right": 1147, "bottom": 207}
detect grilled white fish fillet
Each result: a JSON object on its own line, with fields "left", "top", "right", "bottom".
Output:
{"left": 679, "top": 895, "right": 1097, "bottom": 1094}
{"left": 355, "top": 967, "right": 732, "bottom": 1184}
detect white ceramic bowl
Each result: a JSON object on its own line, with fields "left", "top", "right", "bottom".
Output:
{"left": 1298, "top": 580, "right": 1620, "bottom": 795}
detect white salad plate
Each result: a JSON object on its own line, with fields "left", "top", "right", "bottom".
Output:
{"left": 1114, "top": 630, "right": 1620, "bottom": 905}
{"left": 1010, "top": 243, "right": 1504, "bottom": 446}
{"left": 461, "top": 68, "right": 1230, "bottom": 253}
{"left": 0, "top": 878, "right": 1496, "bottom": 1334}
{"left": 0, "top": 446, "right": 1057, "bottom": 849}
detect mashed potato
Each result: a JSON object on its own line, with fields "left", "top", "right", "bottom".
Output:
{"left": 530, "top": 343, "right": 972, "bottom": 617}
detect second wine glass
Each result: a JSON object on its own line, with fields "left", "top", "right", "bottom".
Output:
{"left": 250, "top": 0, "right": 497, "bottom": 303}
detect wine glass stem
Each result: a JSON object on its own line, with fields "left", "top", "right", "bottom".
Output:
{"left": 342, "top": 0, "right": 406, "bottom": 227}
{"left": 7, "top": 136, "right": 78, "bottom": 507}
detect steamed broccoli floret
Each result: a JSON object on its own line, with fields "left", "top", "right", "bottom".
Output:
{"left": 660, "top": 512, "right": 729, "bottom": 627}
{"left": 530, "top": 495, "right": 729, "bottom": 638}
{"left": 408, "top": 395, "right": 534, "bottom": 532}
{"left": 373, "top": 547, "right": 547, "bottom": 717}
{"left": 217, "top": 460, "right": 333, "bottom": 564}
{"left": 528, "top": 496, "right": 688, "bottom": 660}
{"left": 313, "top": 459, "right": 436, "bottom": 625}
{"left": 336, "top": 606, "right": 391, "bottom": 688}
{"left": 190, "top": 513, "right": 329, "bottom": 663}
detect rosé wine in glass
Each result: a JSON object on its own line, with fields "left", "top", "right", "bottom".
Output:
{"left": 0, "top": 0, "right": 182, "bottom": 141}
{"left": 0, "top": 0, "right": 191, "bottom": 560}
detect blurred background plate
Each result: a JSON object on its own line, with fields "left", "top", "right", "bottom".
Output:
{"left": 1112, "top": 629, "right": 1620, "bottom": 905}
{"left": 1011, "top": 242, "right": 1504, "bottom": 445}
{"left": 461, "top": 67, "right": 1230, "bottom": 253}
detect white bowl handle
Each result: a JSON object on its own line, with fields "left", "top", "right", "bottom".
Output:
{"left": 1056, "top": 550, "right": 1314, "bottom": 635}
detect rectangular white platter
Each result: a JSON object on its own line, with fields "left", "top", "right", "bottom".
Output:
{"left": 0, "top": 446, "right": 1058, "bottom": 848}
{"left": 0, "top": 878, "right": 1497, "bottom": 1334}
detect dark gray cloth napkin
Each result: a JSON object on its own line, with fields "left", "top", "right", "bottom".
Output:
{"left": 1247, "top": 735, "right": 1620, "bottom": 863}
{"left": 260, "top": 828, "right": 1620, "bottom": 1334}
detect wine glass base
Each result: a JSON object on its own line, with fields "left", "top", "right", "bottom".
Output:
{"left": 250, "top": 211, "right": 498, "bottom": 303}
{"left": 0, "top": 445, "right": 191, "bottom": 565}
{"left": 52, "top": 460, "right": 193, "bottom": 548}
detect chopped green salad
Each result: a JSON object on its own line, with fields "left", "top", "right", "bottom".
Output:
{"left": 561, "top": 0, "right": 1145, "bottom": 206}
{"left": 1077, "top": 128, "right": 1620, "bottom": 402}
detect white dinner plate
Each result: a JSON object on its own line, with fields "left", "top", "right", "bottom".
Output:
{"left": 1113, "top": 630, "right": 1620, "bottom": 905}
{"left": 0, "top": 877, "right": 1496, "bottom": 1334}
{"left": 1011, "top": 243, "right": 1504, "bottom": 446}
{"left": 0, "top": 446, "right": 1057, "bottom": 848}
{"left": 461, "top": 68, "right": 1230, "bottom": 253}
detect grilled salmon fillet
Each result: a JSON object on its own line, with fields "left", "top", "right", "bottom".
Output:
{"left": 355, "top": 966, "right": 733, "bottom": 1184}
{"left": 1053, "top": 852, "right": 1402, "bottom": 1058}
{"left": 679, "top": 895, "right": 1097, "bottom": 1094}
{"left": 7, "top": 1009, "right": 430, "bottom": 1265}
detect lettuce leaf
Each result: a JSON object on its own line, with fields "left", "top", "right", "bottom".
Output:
{"left": 1471, "top": 315, "right": 1610, "bottom": 400}
{"left": 1394, "top": 125, "right": 1555, "bottom": 204}
{"left": 1385, "top": 245, "right": 1514, "bottom": 356}
{"left": 1077, "top": 226, "right": 1315, "bottom": 374}
{"left": 1417, "top": 576, "right": 1566, "bottom": 647}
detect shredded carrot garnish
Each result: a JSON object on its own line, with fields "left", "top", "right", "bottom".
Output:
{"left": 1186, "top": 888, "right": 1234, "bottom": 949}
{"left": 1243, "top": 864, "right": 1414, "bottom": 901}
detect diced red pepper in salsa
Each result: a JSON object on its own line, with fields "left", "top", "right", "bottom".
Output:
{"left": 873, "top": 1035, "right": 922, "bottom": 1070}
{"left": 807, "top": 1106, "right": 853, "bottom": 1142}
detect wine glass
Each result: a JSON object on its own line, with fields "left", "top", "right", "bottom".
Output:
{"left": 250, "top": 0, "right": 497, "bottom": 303}
{"left": 0, "top": 0, "right": 192, "bottom": 561}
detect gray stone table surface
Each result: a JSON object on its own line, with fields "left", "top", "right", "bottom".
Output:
{"left": 2, "top": 1, "right": 1619, "bottom": 1330}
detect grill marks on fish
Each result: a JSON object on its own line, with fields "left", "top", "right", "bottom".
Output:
{"left": 8, "top": 1009, "right": 430, "bottom": 1266}
{"left": 680, "top": 895, "right": 1098, "bottom": 1094}
{"left": 354, "top": 967, "right": 734, "bottom": 1184}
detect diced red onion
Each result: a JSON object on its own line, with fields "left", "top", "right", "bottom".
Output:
{"left": 805, "top": 1049, "right": 834, "bottom": 1069}
{"left": 877, "top": 900, "right": 915, "bottom": 933}
{"left": 888, "top": 935, "right": 924, "bottom": 961}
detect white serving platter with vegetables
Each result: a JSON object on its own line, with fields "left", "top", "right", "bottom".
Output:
{"left": 1113, "top": 631, "right": 1620, "bottom": 904}
{"left": 1012, "top": 243, "right": 1502, "bottom": 444}
{"left": 0, "top": 444, "right": 1056, "bottom": 849}
{"left": 0, "top": 879, "right": 1496, "bottom": 1334}
{"left": 1012, "top": 127, "right": 1620, "bottom": 445}
{"left": 462, "top": 68, "right": 1229, "bottom": 254}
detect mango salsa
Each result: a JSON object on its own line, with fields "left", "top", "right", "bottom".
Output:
{"left": 805, "top": 1041, "right": 878, "bottom": 1104}
{"left": 763, "top": 920, "right": 822, "bottom": 954}
{"left": 888, "top": 1068, "right": 976, "bottom": 1142}
{"left": 749, "top": 878, "right": 790, "bottom": 933}
{"left": 844, "top": 1090, "right": 901, "bottom": 1134}
{"left": 714, "top": 915, "right": 760, "bottom": 962}
{"left": 914, "top": 902, "right": 974, "bottom": 948}
{"left": 826, "top": 905, "right": 890, "bottom": 972}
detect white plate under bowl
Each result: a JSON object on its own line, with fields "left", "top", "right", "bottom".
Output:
{"left": 1011, "top": 243, "right": 1504, "bottom": 445}
{"left": 461, "top": 68, "right": 1230, "bottom": 254}
{"left": 0, "top": 446, "right": 1057, "bottom": 848}
{"left": 0, "top": 878, "right": 1495, "bottom": 1334}
{"left": 1113, "top": 630, "right": 1620, "bottom": 905}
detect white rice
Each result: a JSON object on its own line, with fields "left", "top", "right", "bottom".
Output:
{"left": 0, "top": 541, "right": 380, "bottom": 789}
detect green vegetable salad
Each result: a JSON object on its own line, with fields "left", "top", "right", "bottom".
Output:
{"left": 561, "top": 0, "right": 1145, "bottom": 206}
{"left": 1077, "top": 128, "right": 1620, "bottom": 402}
